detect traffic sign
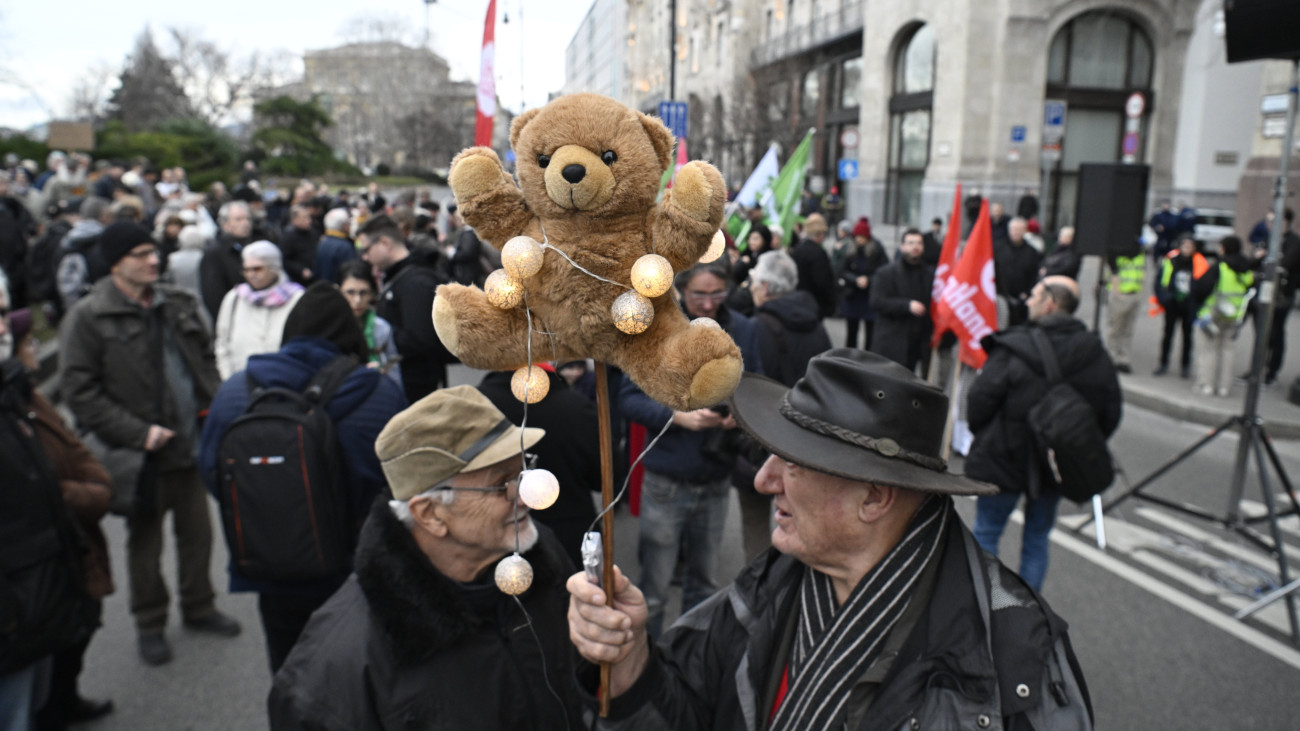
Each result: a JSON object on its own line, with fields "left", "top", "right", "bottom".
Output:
{"left": 1122, "top": 131, "right": 1140, "bottom": 162}
{"left": 1041, "top": 142, "right": 1062, "bottom": 163}
{"left": 840, "top": 127, "right": 860, "bottom": 149}
{"left": 1008, "top": 147, "right": 1020, "bottom": 162}
{"left": 837, "top": 158, "right": 859, "bottom": 180}
{"left": 1125, "top": 92, "right": 1145, "bottom": 119}
{"left": 1011, "top": 125, "right": 1027, "bottom": 144}
{"left": 1043, "top": 99, "right": 1066, "bottom": 143}
{"left": 658, "top": 101, "right": 689, "bottom": 141}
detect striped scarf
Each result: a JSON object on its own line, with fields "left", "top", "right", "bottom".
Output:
{"left": 770, "top": 495, "right": 951, "bottom": 731}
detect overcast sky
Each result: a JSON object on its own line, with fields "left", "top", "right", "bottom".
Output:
{"left": 0, "top": 0, "right": 593, "bottom": 131}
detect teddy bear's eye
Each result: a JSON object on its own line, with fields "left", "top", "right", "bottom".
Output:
{"left": 537, "top": 154, "right": 551, "bottom": 168}
{"left": 601, "top": 150, "right": 618, "bottom": 166}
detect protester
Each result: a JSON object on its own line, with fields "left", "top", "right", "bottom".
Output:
{"left": 269, "top": 386, "right": 583, "bottom": 729}
{"left": 214, "top": 241, "right": 305, "bottom": 380}
{"left": 1040, "top": 226, "right": 1081, "bottom": 280}
{"left": 166, "top": 225, "right": 209, "bottom": 313}
{"left": 56, "top": 196, "right": 113, "bottom": 315}
{"left": 836, "top": 217, "right": 889, "bottom": 349}
{"left": 750, "top": 250, "right": 832, "bottom": 386}
{"left": 5, "top": 307, "right": 117, "bottom": 727}
{"left": 337, "top": 260, "right": 401, "bottom": 385}
{"left": 967, "top": 276, "right": 1122, "bottom": 591}
{"left": 59, "top": 221, "right": 240, "bottom": 666}
{"left": 993, "top": 216, "right": 1042, "bottom": 326}
{"left": 869, "top": 228, "right": 935, "bottom": 373}
{"left": 278, "top": 205, "right": 320, "bottom": 285}
{"left": 790, "top": 213, "right": 837, "bottom": 320}
{"left": 1152, "top": 236, "right": 1201, "bottom": 378}
{"left": 358, "top": 214, "right": 454, "bottom": 403}
{"left": 568, "top": 349, "right": 1093, "bottom": 730}
{"left": 312, "top": 208, "right": 355, "bottom": 287}
{"left": 200, "top": 200, "right": 255, "bottom": 319}
{"left": 200, "top": 282, "right": 406, "bottom": 672}
{"left": 1105, "top": 237, "right": 1146, "bottom": 374}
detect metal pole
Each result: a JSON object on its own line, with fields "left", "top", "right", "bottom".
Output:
{"left": 669, "top": 0, "right": 677, "bottom": 101}
{"left": 1227, "top": 58, "right": 1298, "bottom": 520}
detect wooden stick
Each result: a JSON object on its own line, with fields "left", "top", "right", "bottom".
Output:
{"left": 594, "top": 362, "right": 615, "bottom": 717}
{"left": 940, "top": 362, "right": 963, "bottom": 461}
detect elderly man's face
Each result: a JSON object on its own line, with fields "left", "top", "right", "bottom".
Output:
{"left": 223, "top": 207, "right": 252, "bottom": 238}
{"left": 1009, "top": 220, "right": 1027, "bottom": 243}
{"left": 430, "top": 457, "right": 538, "bottom": 559}
{"left": 754, "top": 455, "right": 870, "bottom": 568}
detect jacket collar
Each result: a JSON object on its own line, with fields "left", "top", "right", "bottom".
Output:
{"left": 84, "top": 277, "right": 168, "bottom": 316}
{"left": 353, "top": 498, "right": 569, "bottom": 665}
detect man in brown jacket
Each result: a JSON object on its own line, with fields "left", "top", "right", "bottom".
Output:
{"left": 59, "top": 221, "right": 240, "bottom": 666}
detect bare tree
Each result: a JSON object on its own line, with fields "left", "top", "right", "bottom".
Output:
{"left": 336, "top": 12, "right": 421, "bottom": 46}
{"left": 65, "top": 63, "right": 116, "bottom": 123}
{"left": 164, "top": 27, "right": 292, "bottom": 127}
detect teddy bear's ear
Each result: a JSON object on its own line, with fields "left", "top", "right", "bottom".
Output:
{"left": 638, "top": 112, "right": 674, "bottom": 173}
{"left": 510, "top": 108, "right": 541, "bottom": 152}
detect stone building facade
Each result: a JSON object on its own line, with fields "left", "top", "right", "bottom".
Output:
{"left": 567, "top": 0, "right": 1287, "bottom": 237}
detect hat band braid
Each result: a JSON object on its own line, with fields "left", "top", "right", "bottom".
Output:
{"left": 457, "top": 418, "right": 514, "bottom": 464}
{"left": 778, "top": 396, "right": 948, "bottom": 472}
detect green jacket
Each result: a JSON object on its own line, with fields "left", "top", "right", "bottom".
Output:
{"left": 59, "top": 278, "right": 219, "bottom": 472}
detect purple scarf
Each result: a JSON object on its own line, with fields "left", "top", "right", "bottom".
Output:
{"left": 235, "top": 276, "right": 303, "bottom": 308}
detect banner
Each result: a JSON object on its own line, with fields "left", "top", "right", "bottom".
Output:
{"left": 930, "top": 183, "right": 963, "bottom": 347}
{"left": 473, "top": 0, "right": 497, "bottom": 147}
{"left": 764, "top": 129, "right": 814, "bottom": 247}
{"left": 932, "top": 198, "right": 997, "bottom": 368}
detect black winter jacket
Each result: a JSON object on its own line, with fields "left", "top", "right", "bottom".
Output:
{"left": 199, "top": 233, "right": 249, "bottom": 320}
{"left": 965, "top": 315, "right": 1122, "bottom": 494}
{"left": 376, "top": 254, "right": 454, "bottom": 403}
{"left": 868, "top": 258, "right": 934, "bottom": 370}
{"left": 790, "top": 238, "right": 836, "bottom": 319}
{"left": 269, "top": 499, "right": 584, "bottom": 731}
{"left": 590, "top": 506, "right": 1093, "bottom": 731}
{"left": 753, "top": 291, "right": 832, "bottom": 387}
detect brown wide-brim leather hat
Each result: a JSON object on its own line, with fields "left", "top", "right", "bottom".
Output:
{"left": 730, "top": 349, "right": 996, "bottom": 496}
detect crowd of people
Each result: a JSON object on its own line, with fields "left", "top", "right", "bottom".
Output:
{"left": 0, "top": 145, "right": 1278, "bottom": 731}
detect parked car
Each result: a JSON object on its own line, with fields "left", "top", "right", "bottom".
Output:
{"left": 1194, "top": 209, "right": 1236, "bottom": 254}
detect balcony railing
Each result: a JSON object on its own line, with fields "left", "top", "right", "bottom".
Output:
{"left": 750, "top": 1, "right": 865, "bottom": 68}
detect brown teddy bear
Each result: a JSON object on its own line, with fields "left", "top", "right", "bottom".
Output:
{"left": 434, "top": 93, "right": 742, "bottom": 411}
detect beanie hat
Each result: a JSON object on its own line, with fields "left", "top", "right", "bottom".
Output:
{"left": 852, "top": 216, "right": 872, "bottom": 240}
{"left": 99, "top": 221, "right": 154, "bottom": 268}
{"left": 281, "top": 281, "right": 368, "bottom": 360}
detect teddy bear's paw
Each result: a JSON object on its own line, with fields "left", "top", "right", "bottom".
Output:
{"left": 685, "top": 354, "right": 743, "bottom": 410}
{"left": 431, "top": 292, "right": 461, "bottom": 356}
{"left": 670, "top": 162, "right": 719, "bottom": 222}
{"left": 449, "top": 148, "right": 507, "bottom": 201}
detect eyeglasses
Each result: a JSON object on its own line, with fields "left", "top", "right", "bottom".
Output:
{"left": 684, "top": 290, "right": 727, "bottom": 303}
{"left": 242, "top": 265, "right": 267, "bottom": 274}
{"left": 434, "top": 453, "right": 539, "bottom": 501}
{"left": 125, "top": 247, "right": 160, "bottom": 260}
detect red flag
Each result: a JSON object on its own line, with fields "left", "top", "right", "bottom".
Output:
{"left": 930, "top": 183, "right": 963, "bottom": 347}
{"left": 933, "top": 199, "right": 998, "bottom": 369}
{"left": 473, "top": 0, "right": 497, "bottom": 147}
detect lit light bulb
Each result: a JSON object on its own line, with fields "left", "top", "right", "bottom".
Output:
{"left": 484, "top": 269, "right": 524, "bottom": 309}
{"left": 510, "top": 365, "right": 551, "bottom": 403}
{"left": 700, "top": 230, "right": 726, "bottom": 263}
{"left": 495, "top": 553, "right": 534, "bottom": 595}
{"left": 502, "top": 236, "right": 545, "bottom": 280}
{"left": 630, "top": 254, "right": 674, "bottom": 298}
{"left": 518, "top": 469, "right": 560, "bottom": 510}
{"left": 691, "top": 316, "right": 721, "bottom": 329}
{"left": 611, "top": 291, "right": 655, "bottom": 334}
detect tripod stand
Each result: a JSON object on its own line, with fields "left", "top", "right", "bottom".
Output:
{"left": 1076, "top": 58, "right": 1300, "bottom": 645}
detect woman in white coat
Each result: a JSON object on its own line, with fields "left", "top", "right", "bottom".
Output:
{"left": 215, "top": 241, "right": 305, "bottom": 380}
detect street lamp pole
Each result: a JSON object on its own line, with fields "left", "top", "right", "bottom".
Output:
{"left": 669, "top": 0, "right": 677, "bottom": 101}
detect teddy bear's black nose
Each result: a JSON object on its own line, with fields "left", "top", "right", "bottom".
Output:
{"left": 562, "top": 164, "right": 586, "bottom": 184}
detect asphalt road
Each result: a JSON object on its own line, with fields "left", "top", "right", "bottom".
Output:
{"left": 71, "top": 327, "right": 1300, "bottom": 731}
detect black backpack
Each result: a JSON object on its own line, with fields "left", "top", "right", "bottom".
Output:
{"left": 27, "top": 219, "right": 71, "bottom": 307}
{"left": 215, "top": 356, "right": 358, "bottom": 582}
{"left": 1024, "top": 329, "right": 1115, "bottom": 503}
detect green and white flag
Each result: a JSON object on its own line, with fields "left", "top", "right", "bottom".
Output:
{"left": 731, "top": 129, "right": 815, "bottom": 251}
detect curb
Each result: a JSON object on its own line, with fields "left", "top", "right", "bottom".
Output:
{"left": 1120, "top": 379, "right": 1300, "bottom": 441}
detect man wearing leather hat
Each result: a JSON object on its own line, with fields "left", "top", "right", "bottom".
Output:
{"left": 569, "top": 349, "right": 1094, "bottom": 730}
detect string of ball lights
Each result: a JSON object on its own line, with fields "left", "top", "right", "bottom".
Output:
{"left": 489, "top": 222, "right": 728, "bottom": 597}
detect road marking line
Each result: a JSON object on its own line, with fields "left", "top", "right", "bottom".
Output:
{"left": 1050, "top": 525, "right": 1300, "bottom": 670}
{"left": 1134, "top": 507, "right": 1286, "bottom": 574}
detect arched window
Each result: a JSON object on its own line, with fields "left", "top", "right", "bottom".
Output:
{"left": 1043, "top": 10, "right": 1154, "bottom": 229}
{"left": 885, "top": 23, "right": 934, "bottom": 226}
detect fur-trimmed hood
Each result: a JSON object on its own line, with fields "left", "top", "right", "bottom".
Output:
{"left": 353, "top": 497, "right": 572, "bottom": 666}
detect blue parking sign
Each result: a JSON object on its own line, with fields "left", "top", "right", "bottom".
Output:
{"left": 837, "top": 158, "right": 858, "bottom": 180}
{"left": 1011, "top": 125, "right": 1026, "bottom": 143}
{"left": 658, "top": 101, "right": 689, "bottom": 141}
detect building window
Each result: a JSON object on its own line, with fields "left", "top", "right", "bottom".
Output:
{"left": 839, "top": 56, "right": 863, "bottom": 109}
{"left": 1044, "top": 10, "right": 1154, "bottom": 230}
{"left": 885, "top": 23, "right": 934, "bottom": 226}
{"left": 801, "top": 70, "right": 821, "bottom": 122}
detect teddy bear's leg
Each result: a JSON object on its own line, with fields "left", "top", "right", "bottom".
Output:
{"left": 432, "top": 284, "right": 541, "bottom": 369}
{"left": 618, "top": 319, "right": 743, "bottom": 411}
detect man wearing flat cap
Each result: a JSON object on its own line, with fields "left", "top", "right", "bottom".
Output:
{"left": 569, "top": 349, "right": 1094, "bottom": 730}
{"left": 269, "top": 386, "right": 584, "bottom": 730}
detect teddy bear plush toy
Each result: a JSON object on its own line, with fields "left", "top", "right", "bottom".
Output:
{"left": 435, "top": 93, "right": 742, "bottom": 411}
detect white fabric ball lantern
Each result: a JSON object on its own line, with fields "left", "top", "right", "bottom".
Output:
{"left": 510, "top": 365, "right": 551, "bottom": 404}
{"left": 484, "top": 269, "right": 524, "bottom": 309}
{"left": 518, "top": 469, "right": 560, "bottom": 510}
{"left": 611, "top": 291, "right": 655, "bottom": 334}
{"left": 495, "top": 553, "right": 534, "bottom": 595}
{"left": 630, "top": 254, "right": 674, "bottom": 298}
{"left": 502, "top": 236, "right": 545, "bottom": 280}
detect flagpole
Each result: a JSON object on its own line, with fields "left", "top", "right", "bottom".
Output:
{"left": 941, "top": 363, "right": 963, "bottom": 460}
